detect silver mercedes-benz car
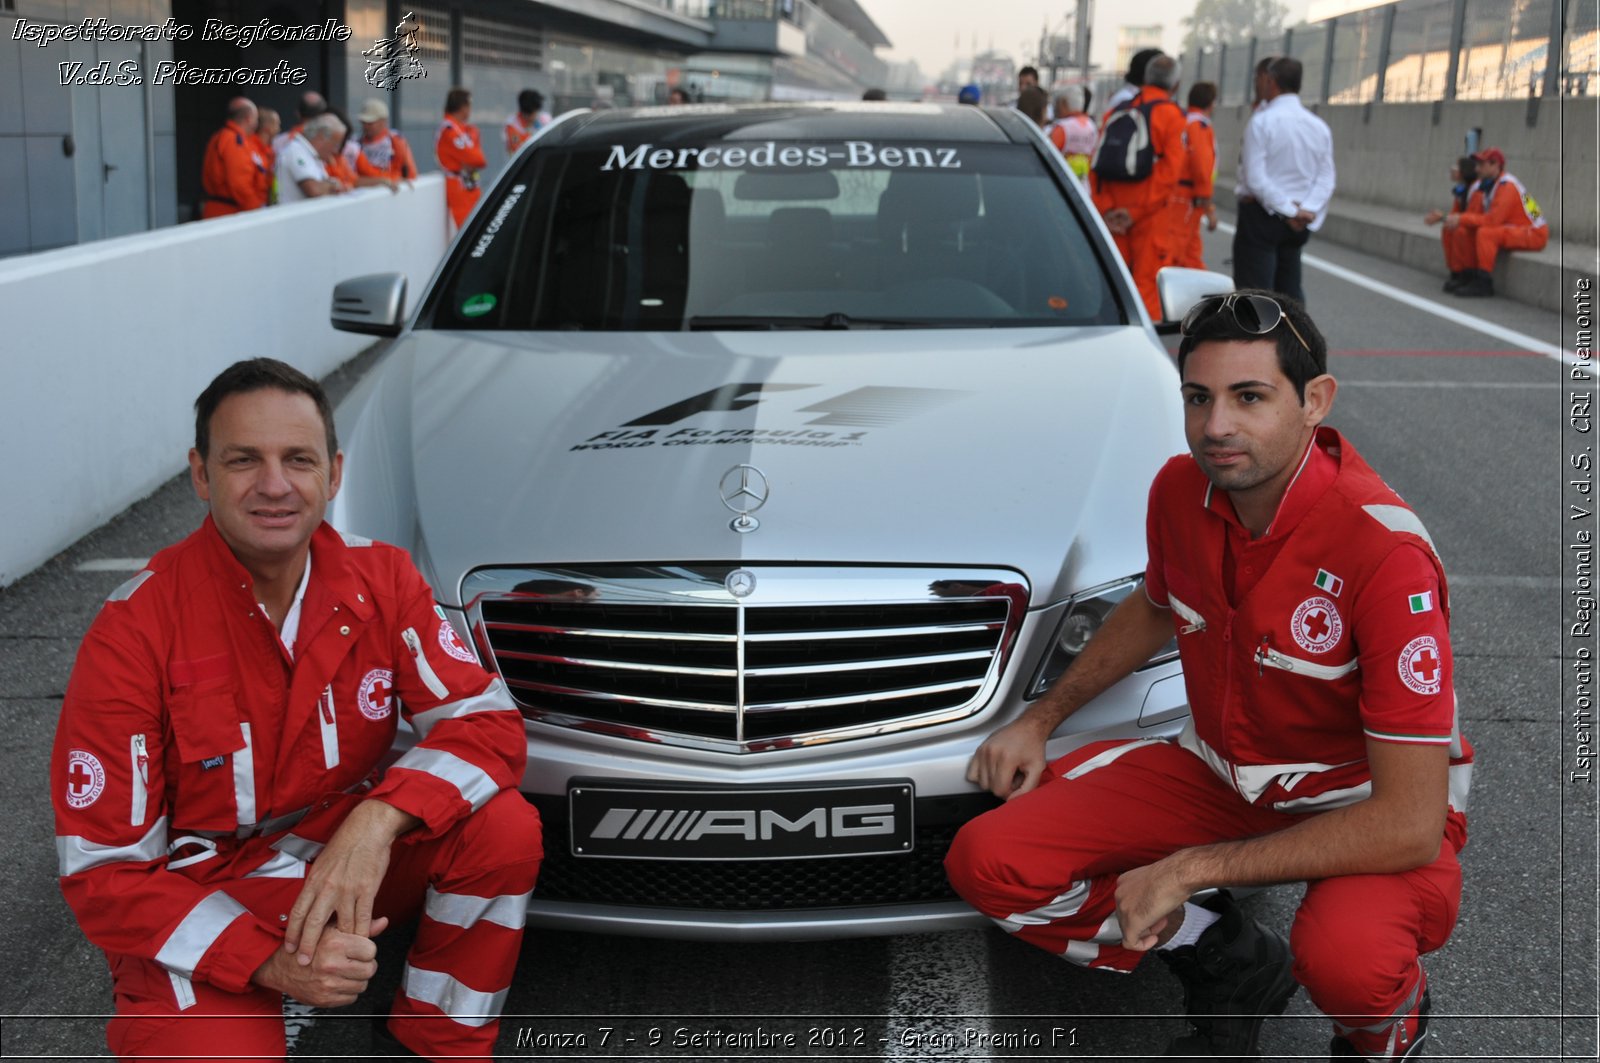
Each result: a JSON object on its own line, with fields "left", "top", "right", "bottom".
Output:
{"left": 329, "top": 101, "right": 1223, "bottom": 940}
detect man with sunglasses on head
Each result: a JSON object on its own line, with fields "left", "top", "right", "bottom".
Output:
{"left": 947, "top": 291, "right": 1471, "bottom": 1061}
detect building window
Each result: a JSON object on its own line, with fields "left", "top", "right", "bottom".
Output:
{"left": 463, "top": 15, "right": 542, "bottom": 70}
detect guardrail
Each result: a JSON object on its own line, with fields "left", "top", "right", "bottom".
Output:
{"left": 0, "top": 175, "right": 449, "bottom": 587}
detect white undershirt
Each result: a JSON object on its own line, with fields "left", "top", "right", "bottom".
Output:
{"left": 261, "top": 556, "right": 312, "bottom": 659}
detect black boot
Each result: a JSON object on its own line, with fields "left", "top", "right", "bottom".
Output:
{"left": 1329, "top": 985, "right": 1431, "bottom": 1059}
{"left": 1442, "top": 271, "right": 1466, "bottom": 292}
{"left": 1156, "top": 891, "right": 1298, "bottom": 1059}
{"left": 1453, "top": 269, "right": 1494, "bottom": 297}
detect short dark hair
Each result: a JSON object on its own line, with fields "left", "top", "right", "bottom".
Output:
{"left": 1188, "top": 81, "right": 1217, "bottom": 110}
{"left": 1177, "top": 290, "right": 1328, "bottom": 402}
{"left": 1456, "top": 155, "right": 1478, "bottom": 182}
{"left": 445, "top": 87, "right": 472, "bottom": 114}
{"left": 1019, "top": 65, "right": 1039, "bottom": 81}
{"left": 1255, "top": 55, "right": 1277, "bottom": 75}
{"left": 1127, "top": 48, "right": 1162, "bottom": 85}
{"left": 518, "top": 88, "right": 543, "bottom": 113}
{"left": 1269, "top": 56, "right": 1303, "bottom": 93}
{"left": 194, "top": 359, "right": 337, "bottom": 459}
{"left": 297, "top": 91, "right": 327, "bottom": 121}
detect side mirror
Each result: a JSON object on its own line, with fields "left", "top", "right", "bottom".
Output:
{"left": 1154, "top": 267, "right": 1234, "bottom": 336}
{"left": 331, "top": 273, "right": 407, "bottom": 336}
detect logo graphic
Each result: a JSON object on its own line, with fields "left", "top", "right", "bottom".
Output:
{"left": 1290, "top": 596, "right": 1343, "bottom": 654}
{"left": 1408, "top": 591, "right": 1434, "bottom": 614}
{"left": 438, "top": 619, "right": 477, "bottom": 663}
{"left": 200, "top": 755, "right": 226, "bottom": 771}
{"left": 362, "top": 11, "right": 427, "bottom": 91}
{"left": 357, "top": 668, "right": 396, "bottom": 721}
{"left": 719, "top": 464, "right": 769, "bottom": 533}
{"left": 1398, "top": 635, "right": 1443, "bottom": 695}
{"left": 1312, "top": 569, "right": 1344, "bottom": 597}
{"left": 65, "top": 749, "right": 106, "bottom": 809}
{"left": 725, "top": 569, "right": 757, "bottom": 598}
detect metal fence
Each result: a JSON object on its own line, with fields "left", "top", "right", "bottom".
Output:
{"left": 1177, "top": 0, "right": 1596, "bottom": 105}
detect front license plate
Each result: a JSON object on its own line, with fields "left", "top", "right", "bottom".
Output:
{"left": 568, "top": 780, "right": 914, "bottom": 861}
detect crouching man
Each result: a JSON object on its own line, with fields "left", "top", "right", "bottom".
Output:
{"left": 946, "top": 292, "right": 1472, "bottom": 1060}
{"left": 53, "top": 358, "right": 541, "bottom": 1061}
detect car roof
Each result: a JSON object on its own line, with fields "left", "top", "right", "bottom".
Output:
{"left": 551, "top": 101, "right": 1034, "bottom": 147}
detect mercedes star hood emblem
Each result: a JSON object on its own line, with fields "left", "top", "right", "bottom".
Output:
{"left": 719, "top": 464, "right": 769, "bottom": 533}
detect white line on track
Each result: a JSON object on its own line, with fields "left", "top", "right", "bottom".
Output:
{"left": 1337, "top": 380, "right": 1558, "bottom": 389}
{"left": 1214, "top": 221, "right": 1580, "bottom": 365}
{"left": 75, "top": 558, "right": 150, "bottom": 571}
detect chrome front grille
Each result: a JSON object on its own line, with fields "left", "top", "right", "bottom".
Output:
{"left": 463, "top": 566, "right": 1027, "bottom": 752}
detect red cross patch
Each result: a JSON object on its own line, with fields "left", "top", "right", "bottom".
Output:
{"left": 1398, "top": 636, "right": 1443, "bottom": 695}
{"left": 438, "top": 619, "right": 477, "bottom": 664}
{"left": 1290, "top": 596, "right": 1343, "bottom": 654}
{"left": 65, "top": 749, "right": 106, "bottom": 810}
{"left": 358, "top": 668, "right": 396, "bottom": 721}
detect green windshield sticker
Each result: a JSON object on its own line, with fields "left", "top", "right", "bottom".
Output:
{"left": 461, "top": 293, "right": 497, "bottom": 317}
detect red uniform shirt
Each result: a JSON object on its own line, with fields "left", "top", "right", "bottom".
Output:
{"left": 52, "top": 519, "right": 526, "bottom": 994}
{"left": 1458, "top": 171, "right": 1546, "bottom": 231}
{"left": 1183, "top": 110, "right": 1216, "bottom": 199}
{"left": 1143, "top": 428, "right": 1471, "bottom": 846}
{"left": 356, "top": 130, "right": 417, "bottom": 181}
{"left": 437, "top": 116, "right": 488, "bottom": 225}
{"left": 200, "top": 121, "right": 270, "bottom": 217}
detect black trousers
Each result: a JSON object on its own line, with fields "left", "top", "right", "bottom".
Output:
{"left": 1232, "top": 199, "right": 1313, "bottom": 306}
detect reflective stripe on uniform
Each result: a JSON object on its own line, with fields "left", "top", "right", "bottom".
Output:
{"left": 1179, "top": 720, "right": 1362, "bottom": 805}
{"left": 271, "top": 832, "right": 325, "bottom": 863}
{"left": 423, "top": 885, "right": 530, "bottom": 931}
{"left": 998, "top": 879, "right": 1091, "bottom": 932}
{"left": 410, "top": 679, "right": 515, "bottom": 740}
{"left": 244, "top": 849, "right": 309, "bottom": 879}
{"left": 154, "top": 891, "right": 248, "bottom": 979}
{"left": 400, "top": 965, "right": 508, "bottom": 1027}
{"left": 106, "top": 570, "right": 156, "bottom": 602}
{"left": 1361, "top": 505, "right": 1440, "bottom": 558}
{"left": 233, "top": 722, "right": 257, "bottom": 827}
{"left": 388, "top": 747, "right": 499, "bottom": 810}
{"left": 56, "top": 817, "right": 168, "bottom": 875}
{"left": 1062, "top": 738, "right": 1159, "bottom": 781}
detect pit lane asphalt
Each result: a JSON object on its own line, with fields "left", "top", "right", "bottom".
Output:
{"left": 1, "top": 222, "right": 1591, "bottom": 1062}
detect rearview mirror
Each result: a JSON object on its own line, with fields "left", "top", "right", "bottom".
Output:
{"left": 331, "top": 273, "right": 407, "bottom": 336}
{"left": 1154, "top": 267, "right": 1233, "bottom": 336}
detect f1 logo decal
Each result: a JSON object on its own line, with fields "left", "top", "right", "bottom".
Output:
{"left": 624, "top": 383, "right": 816, "bottom": 426}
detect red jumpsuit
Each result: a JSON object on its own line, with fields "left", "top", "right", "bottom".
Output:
{"left": 1176, "top": 110, "right": 1216, "bottom": 269}
{"left": 1454, "top": 171, "right": 1549, "bottom": 271}
{"left": 947, "top": 429, "right": 1472, "bottom": 1057}
{"left": 436, "top": 116, "right": 487, "bottom": 227}
{"left": 200, "top": 121, "right": 270, "bottom": 219}
{"left": 1090, "top": 87, "right": 1188, "bottom": 321}
{"left": 1441, "top": 185, "right": 1483, "bottom": 274}
{"left": 53, "top": 519, "right": 541, "bottom": 1061}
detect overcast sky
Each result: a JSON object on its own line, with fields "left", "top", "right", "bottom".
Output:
{"left": 863, "top": 0, "right": 1313, "bottom": 80}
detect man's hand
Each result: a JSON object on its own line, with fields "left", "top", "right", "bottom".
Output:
{"left": 966, "top": 714, "right": 1053, "bottom": 800}
{"left": 1287, "top": 208, "right": 1315, "bottom": 232}
{"left": 1113, "top": 854, "right": 1194, "bottom": 952}
{"left": 1442, "top": 212, "right": 1461, "bottom": 230}
{"left": 283, "top": 800, "right": 417, "bottom": 965}
{"left": 1204, "top": 204, "right": 1218, "bottom": 232}
{"left": 1103, "top": 207, "right": 1133, "bottom": 235}
{"left": 1423, "top": 208, "right": 1445, "bottom": 225}
{"left": 254, "top": 917, "right": 390, "bottom": 1007}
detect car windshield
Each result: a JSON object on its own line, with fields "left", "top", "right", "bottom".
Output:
{"left": 424, "top": 136, "right": 1122, "bottom": 330}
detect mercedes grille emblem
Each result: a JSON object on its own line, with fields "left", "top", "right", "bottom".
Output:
{"left": 718, "top": 464, "right": 769, "bottom": 534}
{"left": 725, "top": 569, "right": 757, "bottom": 598}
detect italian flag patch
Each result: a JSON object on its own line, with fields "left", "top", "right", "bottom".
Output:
{"left": 1313, "top": 569, "right": 1344, "bottom": 597}
{"left": 1408, "top": 592, "right": 1433, "bottom": 614}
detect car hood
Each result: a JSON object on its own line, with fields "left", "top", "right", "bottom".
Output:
{"left": 337, "top": 327, "right": 1185, "bottom": 607}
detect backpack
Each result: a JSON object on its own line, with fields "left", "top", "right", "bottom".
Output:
{"left": 1091, "top": 98, "right": 1181, "bottom": 182}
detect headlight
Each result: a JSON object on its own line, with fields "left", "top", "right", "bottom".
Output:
{"left": 1026, "top": 576, "right": 1179, "bottom": 699}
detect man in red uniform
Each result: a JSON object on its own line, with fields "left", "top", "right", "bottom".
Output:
{"left": 53, "top": 359, "right": 542, "bottom": 1062}
{"left": 504, "top": 89, "right": 551, "bottom": 155}
{"left": 947, "top": 291, "right": 1470, "bottom": 1061}
{"left": 1090, "top": 54, "right": 1188, "bottom": 321}
{"left": 1177, "top": 81, "right": 1218, "bottom": 269}
{"left": 437, "top": 87, "right": 487, "bottom": 227}
{"left": 200, "top": 97, "right": 270, "bottom": 219}
{"left": 355, "top": 99, "right": 418, "bottom": 188}
{"left": 1442, "top": 147, "right": 1549, "bottom": 298}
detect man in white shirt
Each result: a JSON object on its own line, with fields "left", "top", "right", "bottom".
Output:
{"left": 1232, "top": 56, "right": 1278, "bottom": 204}
{"left": 1233, "top": 56, "right": 1335, "bottom": 305}
{"left": 275, "top": 114, "right": 347, "bottom": 204}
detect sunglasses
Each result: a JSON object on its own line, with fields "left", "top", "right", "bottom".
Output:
{"left": 1180, "top": 292, "right": 1312, "bottom": 353}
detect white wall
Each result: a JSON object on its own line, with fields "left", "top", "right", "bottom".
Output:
{"left": 0, "top": 175, "right": 449, "bottom": 586}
